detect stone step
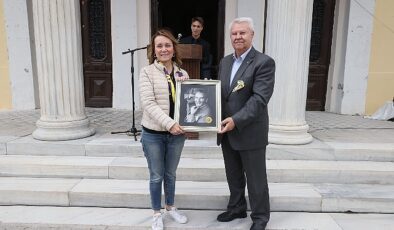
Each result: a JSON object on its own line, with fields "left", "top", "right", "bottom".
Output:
{"left": 0, "top": 177, "right": 393, "bottom": 213}
{"left": 4, "top": 134, "right": 394, "bottom": 161}
{"left": 0, "top": 206, "right": 393, "bottom": 230}
{"left": 1, "top": 155, "right": 394, "bottom": 184}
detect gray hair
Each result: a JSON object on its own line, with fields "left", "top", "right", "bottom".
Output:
{"left": 229, "top": 17, "right": 255, "bottom": 33}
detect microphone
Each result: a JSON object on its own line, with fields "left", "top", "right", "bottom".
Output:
{"left": 177, "top": 33, "right": 182, "bottom": 41}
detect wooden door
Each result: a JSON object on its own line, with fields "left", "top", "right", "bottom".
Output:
{"left": 307, "top": 0, "right": 336, "bottom": 110}
{"left": 80, "top": 0, "right": 113, "bottom": 107}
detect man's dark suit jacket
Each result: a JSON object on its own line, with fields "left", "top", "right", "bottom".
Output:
{"left": 217, "top": 47, "right": 275, "bottom": 150}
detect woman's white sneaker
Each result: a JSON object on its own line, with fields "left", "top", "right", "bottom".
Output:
{"left": 152, "top": 212, "right": 163, "bottom": 230}
{"left": 167, "top": 207, "right": 188, "bottom": 224}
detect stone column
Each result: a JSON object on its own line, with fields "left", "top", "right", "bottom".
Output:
{"left": 265, "top": 0, "right": 313, "bottom": 144}
{"left": 31, "top": 0, "right": 95, "bottom": 141}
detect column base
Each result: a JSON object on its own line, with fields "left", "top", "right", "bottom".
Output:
{"left": 268, "top": 123, "right": 313, "bottom": 145}
{"left": 32, "top": 118, "right": 96, "bottom": 141}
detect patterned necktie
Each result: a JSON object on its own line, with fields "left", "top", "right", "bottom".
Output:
{"left": 164, "top": 69, "right": 176, "bottom": 103}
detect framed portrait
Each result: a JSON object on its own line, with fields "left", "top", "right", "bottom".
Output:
{"left": 175, "top": 80, "right": 221, "bottom": 132}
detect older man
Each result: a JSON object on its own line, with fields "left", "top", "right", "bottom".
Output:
{"left": 217, "top": 17, "right": 275, "bottom": 230}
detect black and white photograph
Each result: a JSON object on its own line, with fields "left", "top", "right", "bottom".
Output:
{"left": 175, "top": 80, "right": 221, "bottom": 131}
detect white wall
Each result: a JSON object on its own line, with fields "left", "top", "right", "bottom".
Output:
{"left": 111, "top": 0, "right": 138, "bottom": 109}
{"left": 341, "top": 0, "right": 375, "bottom": 115}
{"left": 135, "top": 0, "right": 150, "bottom": 110}
{"left": 4, "top": 0, "right": 36, "bottom": 109}
{"left": 224, "top": 0, "right": 237, "bottom": 55}
{"left": 26, "top": 0, "right": 39, "bottom": 108}
{"left": 112, "top": 0, "right": 150, "bottom": 110}
{"left": 326, "top": 0, "right": 375, "bottom": 115}
{"left": 326, "top": 0, "right": 349, "bottom": 113}
{"left": 224, "top": 0, "right": 266, "bottom": 55}
{"left": 238, "top": 0, "right": 265, "bottom": 52}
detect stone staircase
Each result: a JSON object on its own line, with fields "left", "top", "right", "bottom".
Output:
{"left": 0, "top": 133, "right": 394, "bottom": 229}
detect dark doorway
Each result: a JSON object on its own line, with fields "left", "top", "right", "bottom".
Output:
{"left": 80, "top": 0, "right": 113, "bottom": 107}
{"left": 151, "top": 0, "right": 225, "bottom": 79}
{"left": 307, "top": 0, "right": 336, "bottom": 111}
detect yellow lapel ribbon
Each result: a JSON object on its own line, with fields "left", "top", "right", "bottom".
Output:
{"left": 165, "top": 70, "right": 176, "bottom": 103}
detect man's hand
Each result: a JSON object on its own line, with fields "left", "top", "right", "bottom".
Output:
{"left": 169, "top": 123, "right": 185, "bottom": 135}
{"left": 218, "top": 117, "right": 235, "bottom": 134}
{"left": 190, "top": 106, "right": 198, "bottom": 115}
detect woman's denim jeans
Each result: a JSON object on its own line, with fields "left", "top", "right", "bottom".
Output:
{"left": 141, "top": 130, "right": 186, "bottom": 211}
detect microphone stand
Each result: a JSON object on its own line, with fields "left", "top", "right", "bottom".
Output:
{"left": 111, "top": 46, "right": 147, "bottom": 141}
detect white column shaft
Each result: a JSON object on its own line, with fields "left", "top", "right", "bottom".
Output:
{"left": 266, "top": 0, "right": 313, "bottom": 144}
{"left": 32, "top": 0, "right": 95, "bottom": 141}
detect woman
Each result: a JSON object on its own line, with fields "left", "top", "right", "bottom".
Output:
{"left": 139, "top": 29, "right": 189, "bottom": 230}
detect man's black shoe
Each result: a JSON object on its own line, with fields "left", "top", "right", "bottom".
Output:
{"left": 250, "top": 222, "right": 266, "bottom": 230}
{"left": 217, "top": 211, "right": 247, "bottom": 222}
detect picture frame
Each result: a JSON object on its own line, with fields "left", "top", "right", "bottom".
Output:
{"left": 175, "top": 79, "right": 221, "bottom": 132}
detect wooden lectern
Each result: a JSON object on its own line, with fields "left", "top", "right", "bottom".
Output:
{"left": 179, "top": 44, "right": 202, "bottom": 139}
{"left": 178, "top": 44, "right": 202, "bottom": 79}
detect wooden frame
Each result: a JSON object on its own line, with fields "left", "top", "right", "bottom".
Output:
{"left": 175, "top": 80, "right": 221, "bottom": 132}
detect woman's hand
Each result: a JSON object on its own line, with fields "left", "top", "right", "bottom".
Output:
{"left": 176, "top": 76, "right": 188, "bottom": 82}
{"left": 175, "top": 71, "right": 189, "bottom": 82}
{"left": 169, "top": 123, "right": 185, "bottom": 135}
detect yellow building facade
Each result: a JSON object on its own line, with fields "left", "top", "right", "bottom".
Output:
{"left": 366, "top": 0, "right": 394, "bottom": 115}
{"left": 0, "top": 0, "right": 12, "bottom": 109}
